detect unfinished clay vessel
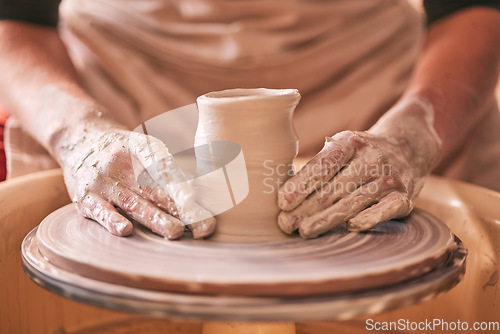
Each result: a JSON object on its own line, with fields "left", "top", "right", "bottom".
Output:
{"left": 195, "top": 88, "right": 300, "bottom": 242}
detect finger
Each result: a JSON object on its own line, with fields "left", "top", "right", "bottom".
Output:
{"left": 136, "top": 157, "right": 196, "bottom": 208}
{"left": 278, "top": 133, "right": 356, "bottom": 211}
{"left": 130, "top": 133, "right": 195, "bottom": 208}
{"left": 179, "top": 203, "right": 217, "bottom": 239}
{"left": 278, "top": 154, "right": 380, "bottom": 234}
{"left": 139, "top": 186, "right": 216, "bottom": 239}
{"left": 278, "top": 176, "right": 353, "bottom": 234}
{"left": 298, "top": 175, "right": 398, "bottom": 239}
{"left": 108, "top": 184, "right": 186, "bottom": 240}
{"left": 138, "top": 185, "right": 181, "bottom": 217}
{"left": 79, "top": 194, "right": 133, "bottom": 237}
{"left": 347, "top": 191, "right": 412, "bottom": 232}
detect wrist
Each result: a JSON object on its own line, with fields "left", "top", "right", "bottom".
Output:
{"left": 368, "top": 97, "right": 442, "bottom": 176}
{"left": 48, "top": 102, "right": 126, "bottom": 166}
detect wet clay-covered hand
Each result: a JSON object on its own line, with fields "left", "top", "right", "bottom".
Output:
{"left": 57, "top": 119, "right": 216, "bottom": 239}
{"left": 278, "top": 98, "right": 441, "bottom": 238}
{"left": 0, "top": 23, "right": 214, "bottom": 239}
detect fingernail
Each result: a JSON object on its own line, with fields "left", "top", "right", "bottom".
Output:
{"left": 161, "top": 219, "right": 185, "bottom": 240}
{"left": 112, "top": 221, "right": 133, "bottom": 236}
{"left": 347, "top": 220, "right": 364, "bottom": 232}
{"left": 278, "top": 212, "right": 298, "bottom": 234}
{"left": 191, "top": 217, "right": 216, "bottom": 239}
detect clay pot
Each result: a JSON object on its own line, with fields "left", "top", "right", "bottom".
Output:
{"left": 195, "top": 88, "right": 300, "bottom": 242}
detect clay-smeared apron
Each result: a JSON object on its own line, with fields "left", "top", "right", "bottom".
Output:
{"left": 5, "top": 0, "right": 500, "bottom": 190}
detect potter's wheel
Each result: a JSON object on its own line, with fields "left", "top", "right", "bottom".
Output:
{"left": 22, "top": 204, "right": 466, "bottom": 320}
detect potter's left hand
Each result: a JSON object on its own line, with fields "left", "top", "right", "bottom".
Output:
{"left": 278, "top": 98, "right": 442, "bottom": 238}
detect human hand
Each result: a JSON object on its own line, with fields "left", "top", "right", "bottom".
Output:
{"left": 57, "top": 121, "right": 216, "bottom": 239}
{"left": 278, "top": 98, "right": 441, "bottom": 238}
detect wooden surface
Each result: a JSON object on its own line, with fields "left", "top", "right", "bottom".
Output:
{"left": 0, "top": 170, "right": 130, "bottom": 334}
{"left": 2, "top": 169, "right": 500, "bottom": 333}
{"left": 34, "top": 204, "right": 456, "bottom": 297}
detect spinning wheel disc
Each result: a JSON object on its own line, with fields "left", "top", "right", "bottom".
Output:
{"left": 34, "top": 204, "right": 457, "bottom": 297}
{"left": 22, "top": 231, "right": 466, "bottom": 321}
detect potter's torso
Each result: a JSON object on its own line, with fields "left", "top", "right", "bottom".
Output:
{"left": 58, "top": 0, "right": 423, "bottom": 152}
{"left": 7, "top": 0, "right": 430, "bottom": 178}
{"left": 7, "top": 0, "right": 499, "bottom": 190}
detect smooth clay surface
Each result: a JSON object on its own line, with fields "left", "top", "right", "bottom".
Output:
{"left": 34, "top": 204, "right": 457, "bottom": 297}
{"left": 195, "top": 88, "right": 300, "bottom": 242}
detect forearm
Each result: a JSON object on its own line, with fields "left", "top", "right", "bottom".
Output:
{"left": 0, "top": 21, "right": 122, "bottom": 164}
{"left": 372, "top": 7, "right": 500, "bottom": 165}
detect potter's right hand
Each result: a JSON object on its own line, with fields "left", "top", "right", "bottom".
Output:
{"left": 277, "top": 98, "right": 441, "bottom": 238}
{"left": 57, "top": 121, "right": 216, "bottom": 239}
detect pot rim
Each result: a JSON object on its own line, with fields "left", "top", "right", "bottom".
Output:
{"left": 197, "top": 88, "right": 300, "bottom": 103}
